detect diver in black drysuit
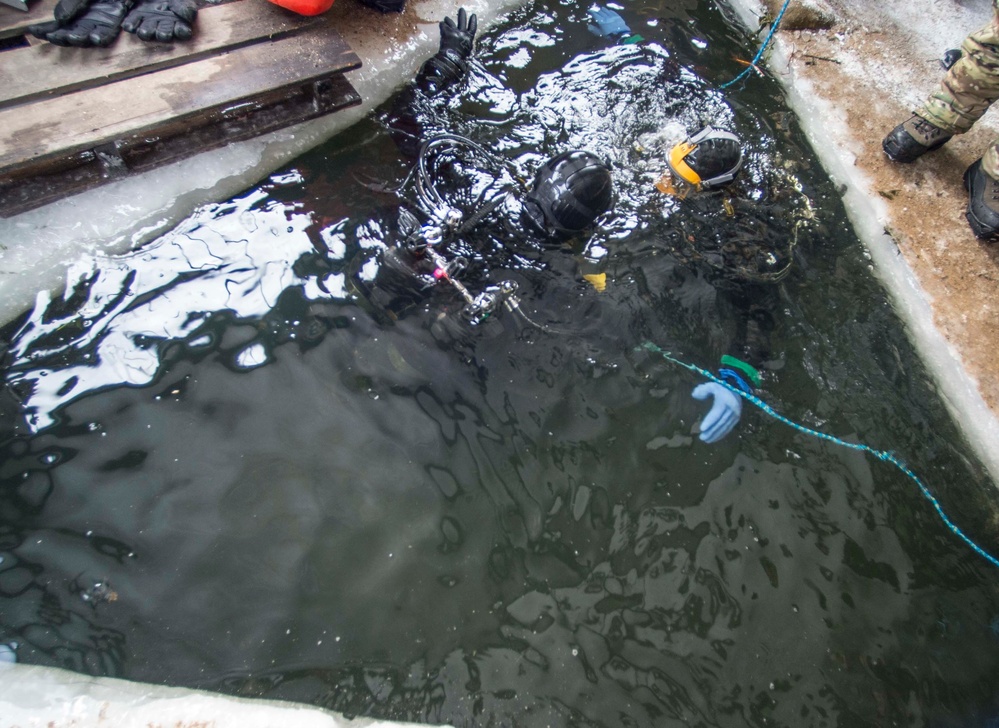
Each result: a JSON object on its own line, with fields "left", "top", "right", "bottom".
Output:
{"left": 361, "top": 8, "right": 615, "bottom": 331}
{"left": 357, "top": 8, "right": 807, "bottom": 443}
{"left": 581, "top": 5, "right": 812, "bottom": 443}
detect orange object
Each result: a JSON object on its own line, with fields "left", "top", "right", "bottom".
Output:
{"left": 654, "top": 171, "right": 690, "bottom": 199}
{"left": 266, "top": 0, "right": 334, "bottom": 17}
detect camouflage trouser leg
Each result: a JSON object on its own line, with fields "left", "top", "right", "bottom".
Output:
{"left": 916, "top": 3, "right": 999, "bottom": 176}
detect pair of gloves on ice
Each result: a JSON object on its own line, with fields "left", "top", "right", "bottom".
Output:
{"left": 29, "top": 0, "right": 196, "bottom": 46}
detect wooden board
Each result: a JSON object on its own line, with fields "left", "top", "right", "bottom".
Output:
{"left": 0, "top": 75, "right": 359, "bottom": 216}
{"left": 0, "top": 23, "right": 362, "bottom": 216}
{"left": 0, "top": 1, "right": 327, "bottom": 109}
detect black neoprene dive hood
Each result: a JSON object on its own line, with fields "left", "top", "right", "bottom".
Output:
{"left": 522, "top": 150, "right": 614, "bottom": 239}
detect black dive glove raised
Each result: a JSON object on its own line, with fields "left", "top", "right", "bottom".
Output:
{"left": 439, "top": 7, "right": 476, "bottom": 58}
{"left": 417, "top": 8, "right": 478, "bottom": 96}
{"left": 29, "top": 0, "right": 131, "bottom": 47}
{"left": 122, "top": 0, "right": 197, "bottom": 42}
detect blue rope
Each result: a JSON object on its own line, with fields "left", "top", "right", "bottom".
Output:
{"left": 720, "top": 0, "right": 794, "bottom": 89}
{"left": 638, "top": 341, "right": 999, "bottom": 570}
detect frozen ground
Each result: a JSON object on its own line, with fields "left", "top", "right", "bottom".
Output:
{"left": 725, "top": 0, "right": 999, "bottom": 483}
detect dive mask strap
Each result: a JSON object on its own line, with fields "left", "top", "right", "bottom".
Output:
{"left": 668, "top": 141, "right": 702, "bottom": 187}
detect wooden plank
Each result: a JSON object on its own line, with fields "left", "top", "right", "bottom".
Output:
{"left": 0, "top": 25, "right": 360, "bottom": 171}
{"left": 0, "top": 1, "right": 328, "bottom": 110}
{"left": 0, "top": 26, "right": 361, "bottom": 216}
{"left": 0, "top": 73, "right": 360, "bottom": 216}
{"left": 0, "top": 0, "right": 54, "bottom": 40}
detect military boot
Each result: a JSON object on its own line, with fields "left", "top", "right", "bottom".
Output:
{"left": 964, "top": 159, "right": 999, "bottom": 241}
{"left": 882, "top": 115, "right": 953, "bottom": 163}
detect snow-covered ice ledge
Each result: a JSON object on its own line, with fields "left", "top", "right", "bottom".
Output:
{"left": 723, "top": 0, "right": 999, "bottom": 485}
{"left": 0, "top": 663, "right": 446, "bottom": 728}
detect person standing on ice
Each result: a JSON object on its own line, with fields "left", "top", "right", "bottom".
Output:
{"left": 882, "top": 0, "right": 999, "bottom": 240}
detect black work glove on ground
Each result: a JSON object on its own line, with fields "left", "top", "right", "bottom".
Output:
{"left": 29, "top": 0, "right": 131, "bottom": 47}
{"left": 122, "top": 0, "right": 197, "bottom": 42}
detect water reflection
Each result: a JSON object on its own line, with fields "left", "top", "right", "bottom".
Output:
{"left": 5, "top": 187, "right": 324, "bottom": 431}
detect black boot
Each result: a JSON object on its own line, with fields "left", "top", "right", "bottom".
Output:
{"left": 964, "top": 159, "right": 999, "bottom": 241}
{"left": 883, "top": 115, "right": 953, "bottom": 163}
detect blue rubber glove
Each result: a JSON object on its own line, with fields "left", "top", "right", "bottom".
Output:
{"left": 587, "top": 6, "right": 631, "bottom": 38}
{"left": 691, "top": 382, "right": 742, "bottom": 444}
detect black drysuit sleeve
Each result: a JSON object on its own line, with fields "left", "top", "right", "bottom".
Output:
{"left": 385, "top": 8, "right": 478, "bottom": 158}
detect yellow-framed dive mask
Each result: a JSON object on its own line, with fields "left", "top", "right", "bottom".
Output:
{"left": 668, "top": 140, "right": 702, "bottom": 186}
{"left": 658, "top": 126, "right": 744, "bottom": 196}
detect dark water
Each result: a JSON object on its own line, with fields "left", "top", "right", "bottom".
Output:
{"left": 3, "top": 1, "right": 999, "bottom": 726}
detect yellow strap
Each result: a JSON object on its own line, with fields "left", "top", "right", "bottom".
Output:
{"left": 668, "top": 141, "right": 702, "bottom": 186}
{"left": 583, "top": 272, "right": 607, "bottom": 292}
